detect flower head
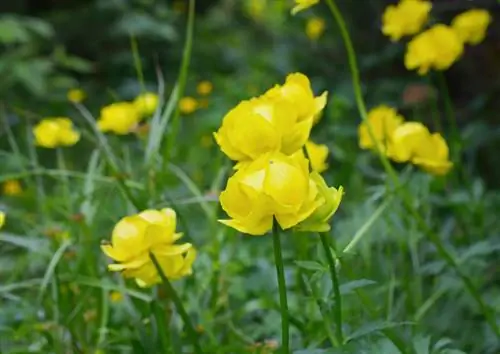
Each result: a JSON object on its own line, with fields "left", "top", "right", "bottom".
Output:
{"left": 197, "top": 81, "right": 213, "bottom": 96}
{"left": 179, "top": 96, "right": 198, "bottom": 114}
{"left": 291, "top": 0, "right": 319, "bottom": 15}
{"left": 451, "top": 9, "right": 492, "bottom": 45}
{"left": 306, "top": 17, "right": 326, "bottom": 41}
{"left": 67, "top": 88, "right": 86, "bottom": 103}
{"left": 133, "top": 92, "right": 159, "bottom": 117}
{"left": 405, "top": 24, "right": 464, "bottom": 75}
{"left": 305, "top": 140, "right": 329, "bottom": 173}
{"left": 358, "top": 105, "right": 404, "bottom": 151}
{"left": 97, "top": 102, "right": 141, "bottom": 135}
{"left": 101, "top": 208, "right": 196, "bottom": 287}
{"left": 2, "top": 180, "right": 22, "bottom": 196}
{"left": 382, "top": 0, "right": 432, "bottom": 41}
{"left": 33, "top": 118, "right": 80, "bottom": 148}
{"left": 0, "top": 212, "right": 5, "bottom": 229}
{"left": 386, "top": 121, "right": 429, "bottom": 162}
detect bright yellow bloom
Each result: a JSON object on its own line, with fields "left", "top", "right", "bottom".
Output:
{"left": 386, "top": 121, "right": 429, "bottom": 162}
{"left": 451, "top": 9, "right": 492, "bottom": 45}
{"left": 219, "top": 152, "right": 322, "bottom": 235}
{"left": 97, "top": 102, "right": 141, "bottom": 135}
{"left": 33, "top": 118, "right": 80, "bottom": 148}
{"left": 291, "top": 0, "right": 319, "bottom": 15}
{"left": 382, "top": 0, "right": 432, "bottom": 41}
{"left": 2, "top": 180, "right": 22, "bottom": 196}
{"left": 67, "top": 88, "right": 86, "bottom": 103}
{"left": 405, "top": 25, "right": 464, "bottom": 75}
{"left": 133, "top": 92, "right": 159, "bottom": 117}
{"left": 0, "top": 212, "right": 5, "bottom": 229}
{"left": 179, "top": 96, "right": 198, "bottom": 114}
{"left": 305, "top": 140, "right": 329, "bottom": 173}
{"left": 197, "top": 81, "right": 213, "bottom": 96}
{"left": 306, "top": 17, "right": 326, "bottom": 41}
{"left": 110, "top": 291, "right": 123, "bottom": 303}
{"left": 358, "top": 105, "right": 404, "bottom": 151}
{"left": 101, "top": 208, "right": 196, "bottom": 287}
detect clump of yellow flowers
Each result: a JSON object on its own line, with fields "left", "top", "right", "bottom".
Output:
{"left": 382, "top": 1, "right": 492, "bottom": 75}
{"left": 215, "top": 73, "right": 342, "bottom": 236}
{"left": 101, "top": 208, "right": 196, "bottom": 287}
{"left": 33, "top": 117, "right": 80, "bottom": 148}
{"left": 359, "top": 106, "right": 453, "bottom": 176}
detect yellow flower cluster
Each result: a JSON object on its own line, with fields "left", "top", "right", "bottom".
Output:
{"left": 101, "top": 208, "right": 196, "bottom": 287}
{"left": 215, "top": 73, "right": 343, "bottom": 235}
{"left": 358, "top": 105, "right": 452, "bottom": 175}
{"left": 33, "top": 117, "right": 80, "bottom": 148}
{"left": 382, "top": 1, "right": 492, "bottom": 75}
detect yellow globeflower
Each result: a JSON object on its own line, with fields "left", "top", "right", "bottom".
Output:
{"left": 101, "top": 208, "right": 196, "bottom": 287}
{"left": 2, "top": 180, "right": 22, "bottom": 196}
{"left": 306, "top": 17, "right": 326, "bottom": 41}
{"left": 412, "top": 132, "right": 453, "bottom": 175}
{"left": 33, "top": 118, "right": 80, "bottom": 148}
{"left": 179, "top": 96, "right": 198, "bottom": 114}
{"left": 291, "top": 0, "right": 320, "bottom": 15}
{"left": 196, "top": 81, "right": 213, "bottom": 96}
{"left": 219, "top": 152, "right": 322, "bottom": 235}
{"left": 0, "top": 211, "right": 5, "bottom": 229}
{"left": 67, "top": 88, "right": 86, "bottom": 103}
{"left": 97, "top": 102, "right": 141, "bottom": 135}
{"left": 405, "top": 25, "right": 464, "bottom": 75}
{"left": 133, "top": 92, "right": 159, "bottom": 117}
{"left": 451, "top": 9, "right": 492, "bottom": 45}
{"left": 305, "top": 140, "right": 329, "bottom": 173}
{"left": 382, "top": 0, "right": 432, "bottom": 41}
{"left": 358, "top": 105, "right": 404, "bottom": 151}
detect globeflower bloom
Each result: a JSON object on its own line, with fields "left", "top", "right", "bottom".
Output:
{"left": 133, "top": 92, "right": 159, "bottom": 117}
{"left": 358, "top": 105, "right": 404, "bottom": 151}
{"left": 2, "top": 180, "right": 22, "bottom": 196}
{"left": 101, "top": 208, "right": 196, "bottom": 287}
{"left": 405, "top": 25, "right": 464, "bottom": 75}
{"left": 305, "top": 140, "right": 329, "bottom": 173}
{"left": 33, "top": 118, "right": 80, "bottom": 148}
{"left": 451, "top": 9, "right": 492, "bottom": 45}
{"left": 97, "top": 102, "right": 141, "bottom": 135}
{"left": 382, "top": 0, "right": 432, "bottom": 41}
{"left": 291, "top": 0, "right": 319, "bottom": 15}
{"left": 67, "top": 88, "right": 86, "bottom": 103}
{"left": 306, "top": 17, "right": 326, "bottom": 41}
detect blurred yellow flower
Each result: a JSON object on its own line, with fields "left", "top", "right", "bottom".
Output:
{"left": 110, "top": 291, "right": 123, "bottom": 303}
{"left": 382, "top": 0, "right": 432, "bottom": 41}
{"left": 405, "top": 25, "right": 464, "bottom": 75}
{"left": 291, "top": 0, "right": 319, "bottom": 15}
{"left": 306, "top": 17, "right": 326, "bottom": 41}
{"left": 197, "top": 81, "right": 213, "bottom": 96}
{"left": 101, "top": 208, "right": 196, "bottom": 287}
{"left": 133, "top": 92, "right": 159, "bottom": 117}
{"left": 386, "top": 121, "right": 429, "bottom": 162}
{"left": 219, "top": 152, "right": 321, "bottom": 235}
{"left": 97, "top": 102, "right": 141, "bottom": 135}
{"left": 179, "top": 96, "right": 198, "bottom": 114}
{"left": 67, "top": 88, "right": 86, "bottom": 103}
{"left": 305, "top": 140, "right": 329, "bottom": 173}
{"left": 245, "top": 0, "right": 266, "bottom": 20}
{"left": 2, "top": 180, "right": 22, "bottom": 196}
{"left": 0, "top": 212, "right": 5, "bottom": 229}
{"left": 451, "top": 9, "right": 492, "bottom": 45}
{"left": 33, "top": 118, "right": 80, "bottom": 148}
{"left": 358, "top": 105, "right": 404, "bottom": 151}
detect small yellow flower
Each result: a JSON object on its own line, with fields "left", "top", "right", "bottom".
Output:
{"left": 110, "top": 291, "right": 123, "bottom": 303}
{"left": 33, "top": 118, "right": 80, "bottom": 148}
{"left": 305, "top": 140, "right": 329, "bottom": 173}
{"left": 101, "top": 208, "right": 196, "bottom": 287}
{"left": 306, "top": 17, "right": 325, "bottom": 41}
{"left": 179, "top": 96, "right": 198, "bottom": 114}
{"left": 358, "top": 105, "right": 404, "bottom": 151}
{"left": 0, "top": 212, "right": 5, "bottom": 229}
{"left": 2, "top": 180, "right": 22, "bottom": 196}
{"left": 133, "top": 92, "right": 159, "bottom": 117}
{"left": 382, "top": 0, "right": 432, "bottom": 41}
{"left": 196, "top": 81, "right": 213, "bottom": 96}
{"left": 219, "top": 152, "right": 321, "bottom": 235}
{"left": 451, "top": 9, "right": 492, "bottom": 45}
{"left": 405, "top": 24, "right": 464, "bottom": 75}
{"left": 67, "top": 88, "right": 86, "bottom": 103}
{"left": 97, "top": 102, "right": 141, "bottom": 135}
{"left": 386, "top": 121, "right": 429, "bottom": 162}
{"left": 291, "top": 0, "right": 320, "bottom": 15}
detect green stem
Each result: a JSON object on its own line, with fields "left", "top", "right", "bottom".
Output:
{"left": 272, "top": 222, "right": 290, "bottom": 353}
{"left": 436, "top": 73, "right": 460, "bottom": 162}
{"left": 150, "top": 253, "right": 203, "bottom": 354}
{"left": 319, "top": 232, "right": 344, "bottom": 345}
{"left": 325, "top": 0, "right": 500, "bottom": 338}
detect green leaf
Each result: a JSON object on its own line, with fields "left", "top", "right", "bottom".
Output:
{"left": 413, "top": 335, "right": 431, "bottom": 354}
{"left": 346, "top": 321, "right": 413, "bottom": 343}
{"left": 294, "top": 260, "right": 326, "bottom": 272}
{"left": 340, "top": 279, "right": 376, "bottom": 295}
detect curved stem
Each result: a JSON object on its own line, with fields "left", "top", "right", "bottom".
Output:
{"left": 319, "top": 232, "right": 344, "bottom": 345}
{"left": 150, "top": 253, "right": 203, "bottom": 354}
{"left": 272, "top": 222, "right": 290, "bottom": 353}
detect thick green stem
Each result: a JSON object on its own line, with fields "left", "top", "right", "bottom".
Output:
{"left": 272, "top": 222, "right": 290, "bottom": 353}
{"left": 319, "top": 232, "right": 344, "bottom": 345}
{"left": 150, "top": 253, "right": 203, "bottom": 354}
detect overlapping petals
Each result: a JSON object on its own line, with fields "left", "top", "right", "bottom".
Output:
{"left": 451, "top": 9, "right": 492, "bottom": 45}
{"left": 358, "top": 105, "right": 404, "bottom": 151}
{"left": 382, "top": 0, "right": 432, "bottom": 41}
{"left": 33, "top": 117, "right": 80, "bottom": 148}
{"left": 97, "top": 102, "right": 141, "bottom": 135}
